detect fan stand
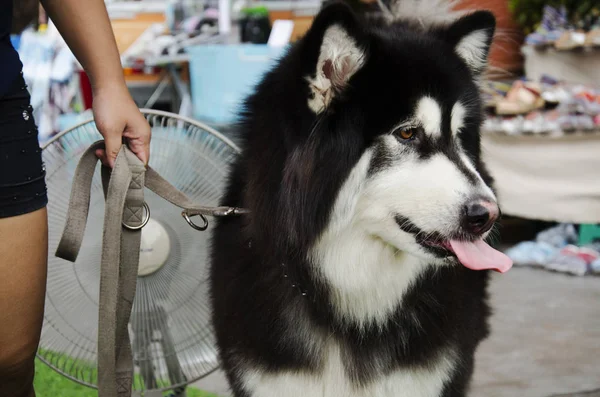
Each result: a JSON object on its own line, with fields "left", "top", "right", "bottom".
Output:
{"left": 133, "top": 217, "right": 188, "bottom": 397}
{"left": 132, "top": 306, "right": 188, "bottom": 397}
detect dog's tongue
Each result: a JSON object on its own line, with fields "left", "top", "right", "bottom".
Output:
{"left": 449, "top": 239, "right": 513, "bottom": 273}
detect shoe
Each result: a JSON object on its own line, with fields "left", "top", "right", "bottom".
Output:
{"left": 545, "top": 253, "right": 589, "bottom": 276}
{"left": 584, "top": 29, "right": 600, "bottom": 47}
{"left": 555, "top": 31, "right": 586, "bottom": 51}
{"left": 525, "top": 5, "right": 569, "bottom": 48}
{"left": 536, "top": 223, "right": 578, "bottom": 248}
{"left": 561, "top": 244, "right": 600, "bottom": 264}
{"left": 505, "top": 241, "right": 558, "bottom": 266}
{"left": 591, "top": 258, "right": 600, "bottom": 274}
{"left": 495, "top": 81, "right": 545, "bottom": 116}
{"left": 544, "top": 244, "right": 600, "bottom": 276}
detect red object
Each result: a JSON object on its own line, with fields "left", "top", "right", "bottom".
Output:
{"left": 79, "top": 71, "right": 93, "bottom": 110}
{"left": 575, "top": 91, "right": 595, "bottom": 102}
{"left": 560, "top": 245, "right": 600, "bottom": 264}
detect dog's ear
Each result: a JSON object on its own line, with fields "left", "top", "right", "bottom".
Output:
{"left": 438, "top": 11, "right": 496, "bottom": 76}
{"left": 302, "top": 3, "right": 367, "bottom": 113}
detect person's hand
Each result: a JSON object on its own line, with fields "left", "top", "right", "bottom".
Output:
{"left": 92, "top": 83, "right": 151, "bottom": 167}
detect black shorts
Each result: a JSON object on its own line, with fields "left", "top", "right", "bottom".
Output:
{"left": 0, "top": 74, "right": 47, "bottom": 218}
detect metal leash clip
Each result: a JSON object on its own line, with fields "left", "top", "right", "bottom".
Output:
{"left": 212, "top": 207, "right": 251, "bottom": 217}
{"left": 182, "top": 207, "right": 250, "bottom": 231}
{"left": 182, "top": 210, "right": 209, "bottom": 231}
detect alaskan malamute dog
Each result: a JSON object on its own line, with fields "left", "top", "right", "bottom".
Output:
{"left": 210, "top": 1, "right": 512, "bottom": 395}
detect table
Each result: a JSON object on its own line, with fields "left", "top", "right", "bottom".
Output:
{"left": 481, "top": 131, "right": 600, "bottom": 224}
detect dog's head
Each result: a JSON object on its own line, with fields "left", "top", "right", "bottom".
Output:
{"left": 243, "top": 2, "right": 511, "bottom": 274}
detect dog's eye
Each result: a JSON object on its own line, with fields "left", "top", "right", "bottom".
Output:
{"left": 395, "top": 129, "right": 417, "bottom": 140}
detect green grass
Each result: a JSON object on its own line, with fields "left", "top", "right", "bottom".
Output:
{"left": 34, "top": 357, "right": 220, "bottom": 397}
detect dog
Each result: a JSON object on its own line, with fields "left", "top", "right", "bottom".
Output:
{"left": 209, "top": 1, "right": 512, "bottom": 396}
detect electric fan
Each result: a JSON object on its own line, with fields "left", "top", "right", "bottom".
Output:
{"left": 38, "top": 109, "right": 239, "bottom": 396}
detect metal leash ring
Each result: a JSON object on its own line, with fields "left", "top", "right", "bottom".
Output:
{"left": 122, "top": 202, "right": 150, "bottom": 230}
{"left": 182, "top": 211, "right": 209, "bottom": 231}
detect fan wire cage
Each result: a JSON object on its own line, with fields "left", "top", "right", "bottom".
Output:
{"left": 38, "top": 109, "right": 239, "bottom": 394}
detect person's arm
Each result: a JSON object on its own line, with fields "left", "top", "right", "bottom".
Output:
{"left": 40, "top": 0, "right": 151, "bottom": 166}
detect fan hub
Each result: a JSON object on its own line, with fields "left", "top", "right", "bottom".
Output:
{"left": 138, "top": 218, "right": 171, "bottom": 276}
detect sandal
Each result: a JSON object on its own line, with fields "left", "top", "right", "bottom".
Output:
{"left": 495, "top": 81, "right": 545, "bottom": 116}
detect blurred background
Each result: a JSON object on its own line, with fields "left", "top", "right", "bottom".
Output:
{"left": 10, "top": 0, "right": 600, "bottom": 396}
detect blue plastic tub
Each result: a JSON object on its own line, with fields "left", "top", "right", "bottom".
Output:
{"left": 10, "top": 35, "right": 20, "bottom": 50}
{"left": 187, "top": 44, "right": 287, "bottom": 125}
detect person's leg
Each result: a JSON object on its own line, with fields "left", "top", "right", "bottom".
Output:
{"left": 0, "top": 73, "right": 49, "bottom": 397}
{"left": 0, "top": 209, "right": 48, "bottom": 397}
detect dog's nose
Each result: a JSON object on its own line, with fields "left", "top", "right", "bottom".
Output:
{"left": 462, "top": 199, "right": 499, "bottom": 235}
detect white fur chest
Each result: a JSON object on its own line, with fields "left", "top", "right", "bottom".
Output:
{"left": 241, "top": 344, "right": 456, "bottom": 397}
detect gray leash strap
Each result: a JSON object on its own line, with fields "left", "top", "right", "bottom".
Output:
{"left": 55, "top": 140, "right": 247, "bottom": 396}
{"left": 56, "top": 141, "right": 144, "bottom": 397}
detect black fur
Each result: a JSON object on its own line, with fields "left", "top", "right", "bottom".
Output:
{"left": 210, "top": 3, "right": 496, "bottom": 396}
